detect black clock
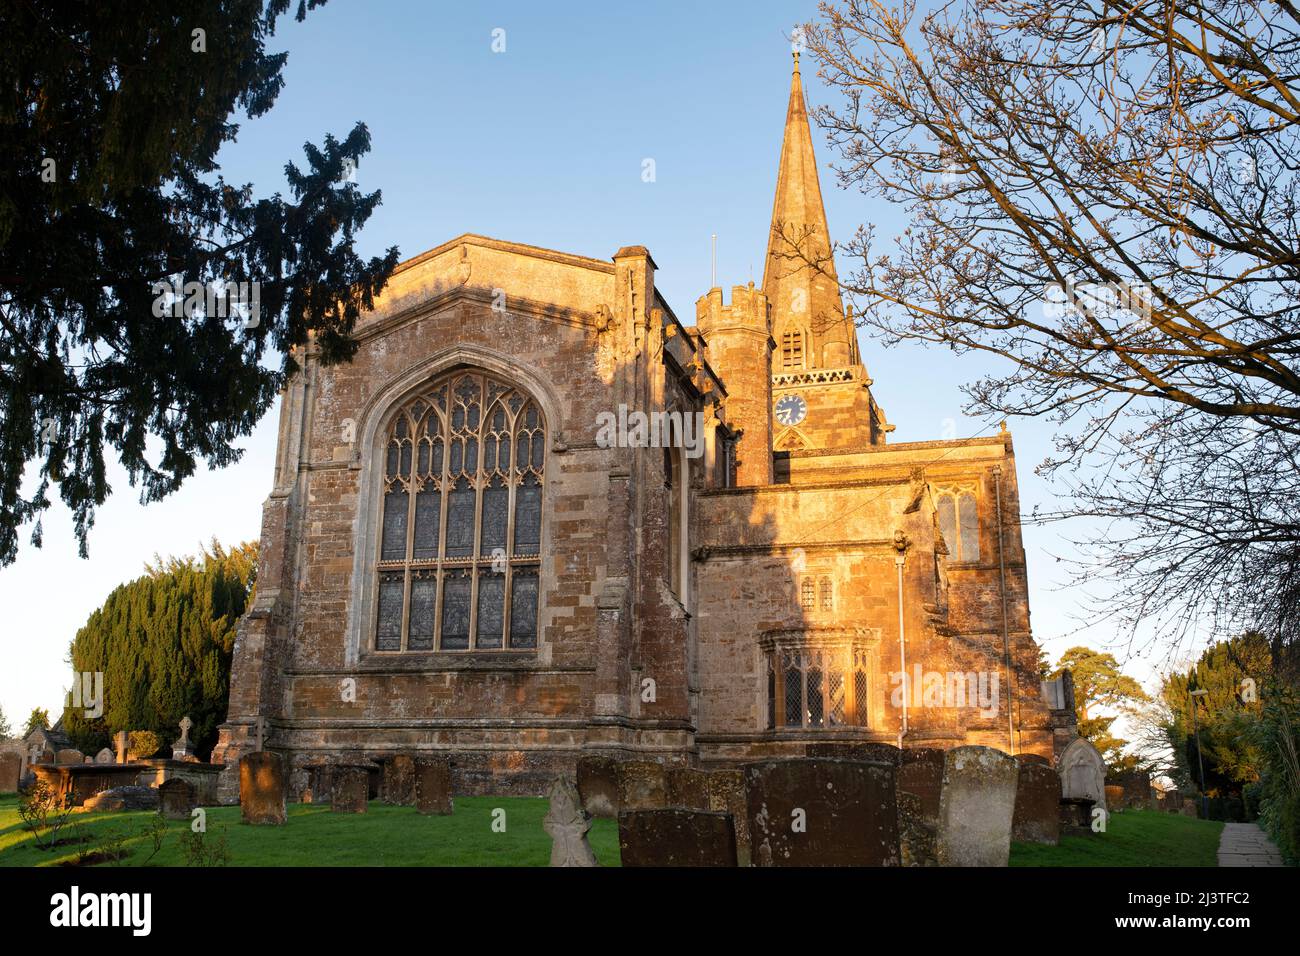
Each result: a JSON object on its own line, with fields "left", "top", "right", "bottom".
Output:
{"left": 774, "top": 394, "right": 808, "bottom": 427}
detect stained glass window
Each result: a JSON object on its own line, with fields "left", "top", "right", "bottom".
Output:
{"left": 374, "top": 370, "right": 545, "bottom": 651}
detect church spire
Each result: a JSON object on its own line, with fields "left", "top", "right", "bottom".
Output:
{"left": 763, "top": 51, "right": 857, "bottom": 369}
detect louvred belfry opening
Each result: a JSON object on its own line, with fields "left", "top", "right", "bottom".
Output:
{"left": 375, "top": 369, "right": 544, "bottom": 652}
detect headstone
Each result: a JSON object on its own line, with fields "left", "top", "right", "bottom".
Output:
{"left": 331, "top": 765, "right": 370, "bottom": 813}
{"left": 158, "top": 778, "right": 197, "bottom": 821}
{"left": 1104, "top": 785, "right": 1125, "bottom": 811}
{"left": 414, "top": 756, "right": 453, "bottom": 815}
{"left": 382, "top": 754, "right": 416, "bottom": 806}
{"left": 94, "top": 749, "right": 114, "bottom": 764}
{"left": 172, "top": 715, "right": 194, "bottom": 759}
{"left": 1016, "top": 753, "right": 1050, "bottom": 767}
{"left": 0, "top": 752, "right": 20, "bottom": 793}
{"left": 897, "top": 748, "right": 944, "bottom": 866}
{"left": 617, "top": 759, "right": 668, "bottom": 811}
{"left": 936, "top": 745, "right": 1018, "bottom": 866}
{"left": 704, "top": 769, "right": 751, "bottom": 867}
{"left": 1059, "top": 797, "right": 1095, "bottom": 834}
{"left": 805, "top": 742, "right": 902, "bottom": 766}
{"left": 543, "top": 777, "right": 598, "bottom": 867}
{"left": 743, "top": 758, "right": 899, "bottom": 867}
{"left": 82, "top": 786, "right": 158, "bottom": 812}
{"left": 239, "top": 752, "right": 287, "bottom": 825}
{"left": 55, "top": 748, "right": 85, "bottom": 765}
{"left": 114, "top": 730, "right": 130, "bottom": 765}
{"left": 302, "top": 763, "right": 333, "bottom": 804}
{"left": 619, "top": 809, "right": 737, "bottom": 867}
{"left": 666, "top": 767, "right": 711, "bottom": 808}
{"left": 1012, "top": 761, "right": 1062, "bottom": 845}
{"left": 1058, "top": 737, "right": 1107, "bottom": 810}
{"left": 1114, "top": 769, "right": 1151, "bottom": 810}
{"left": 576, "top": 755, "right": 621, "bottom": 818}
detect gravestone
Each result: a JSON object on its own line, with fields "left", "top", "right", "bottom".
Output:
{"left": 897, "top": 748, "right": 944, "bottom": 866}
{"left": 617, "top": 759, "right": 668, "bottom": 811}
{"left": 113, "top": 730, "right": 130, "bottom": 765}
{"left": 301, "top": 763, "right": 333, "bottom": 803}
{"left": 1113, "top": 769, "right": 1151, "bottom": 810}
{"left": 705, "top": 769, "right": 751, "bottom": 867}
{"left": 94, "top": 749, "right": 114, "bottom": 764}
{"left": 576, "top": 755, "right": 621, "bottom": 818}
{"left": 1017, "top": 753, "right": 1050, "bottom": 767}
{"left": 937, "top": 746, "right": 1018, "bottom": 866}
{"left": 1104, "top": 785, "right": 1125, "bottom": 811}
{"left": 666, "top": 767, "right": 712, "bottom": 809}
{"left": 1012, "top": 761, "right": 1062, "bottom": 845}
{"left": 743, "top": 758, "right": 899, "bottom": 867}
{"left": 239, "top": 752, "right": 287, "bottom": 825}
{"left": 805, "top": 742, "right": 902, "bottom": 766}
{"left": 172, "top": 715, "right": 195, "bottom": 760}
{"left": 0, "top": 752, "right": 20, "bottom": 793}
{"left": 331, "top": 765, "right": 370, "bottom": 813}
{"left": 382, "top": 754, "right": 417, "bottom": 806}
{"left": 158, "top": 778, "right": 197, "bottom": 821}
{"left": 414, "top": 756, "right": 454, "bottom": 815}
{"left": 1058, "top": 736, "right": 1107, "bottom": 810}
{"left": 543, "top": 777, "right": 598, "bottom": 867}
{"left": 55, "top": 748, "right": 85, "bottom": 765}
{"left": 619, "top": 809, "right": 737, "bottom": 867}
{"left": 82, "top": 786, "right": 158, "bottom": 812}
{"left": 1059, "top": 797, "right": 1095, "bottom": 834}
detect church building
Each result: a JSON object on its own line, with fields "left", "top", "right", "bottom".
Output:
{"left": 212, "top": 55, "right": 1053, "bottom": 799}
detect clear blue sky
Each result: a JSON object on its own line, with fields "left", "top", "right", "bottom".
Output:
{"left": 0, "top": 0, "right": 1177, "bottom": 734}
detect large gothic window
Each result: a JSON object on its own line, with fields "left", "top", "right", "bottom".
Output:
{"left": 375, "top": 370, "right": 545, "bottom": 652}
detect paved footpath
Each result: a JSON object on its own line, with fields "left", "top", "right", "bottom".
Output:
{"left": 1217, "top": 822, "right": 1285, "bottom": 867}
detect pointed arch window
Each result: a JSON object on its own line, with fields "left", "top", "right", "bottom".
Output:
{"left": 936, "top": 486, "right": 980, "bottom": 563}
{"left": 375, "top": 370, "right": 544, "bottom": 652}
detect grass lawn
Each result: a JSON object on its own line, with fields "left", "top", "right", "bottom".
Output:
{"left": 1011, "top": 809, "right": 1224, "bottom": 866}
{"left": 0, "top": 795, "right": 1223, "bottom": 867}
{"left": 0, "top": 793, "right": 621, "bottom": 867}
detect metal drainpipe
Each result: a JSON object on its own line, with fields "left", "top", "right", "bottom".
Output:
{"left": 994, "top": 467, "right": 1016, "bottom": 754}
{"left": 896, "top": 550, "right": 908, "bottom": 748}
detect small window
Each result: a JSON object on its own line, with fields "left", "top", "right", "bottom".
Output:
{"left": 664, "top": 437, "right": 687, "bottom": 600}
{"left": 780, "top": 329, "right": 806, "bottom": 370}
{"left": 819, "top": 576, "right": 834, "bottom": 611}
{"left": 799, "top": 578, "right": 816, "bottom": 610}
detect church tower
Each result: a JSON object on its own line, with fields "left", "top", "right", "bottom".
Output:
{"left": 764, "top": 52, "right": 890, "bottom": 451}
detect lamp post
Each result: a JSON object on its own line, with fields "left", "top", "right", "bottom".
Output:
{"left": 1189, "top": 688, "right": 1210, "bottom": 819}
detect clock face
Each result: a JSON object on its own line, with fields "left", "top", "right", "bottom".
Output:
{"left": 774, "top": 394, "right": 808, "bottom": 427}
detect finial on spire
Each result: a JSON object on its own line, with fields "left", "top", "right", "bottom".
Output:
{"left": 792, "top": 49, "right": 800, "bottom": 73}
